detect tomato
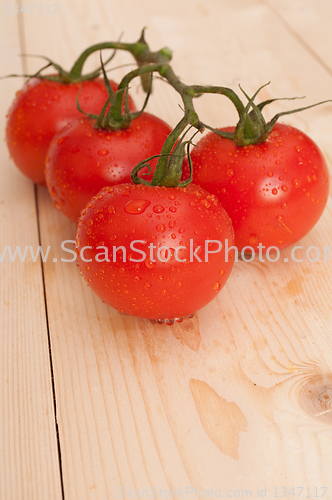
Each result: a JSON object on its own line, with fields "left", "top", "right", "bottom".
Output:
{"left": 6, "top": 77, "right": 135, "bottom": 185}
{"left": 75, "top": 183, "right": 235, "bottom": 320}
{"left": 185, "top": 123, "right": 330, "bottom": 252}
{"left": 45, "top": 112, "right": 172, "bottom": 222}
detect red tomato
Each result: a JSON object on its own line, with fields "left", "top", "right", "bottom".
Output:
{"left": 45, "top": 113, "right": 172, "bottom": 222}
{"left": 185, "top": 123, "right": 330, "bottom": 252}
{"left": 76, "top": 183, "right": 235, "bottom": 320}
{"left": 6, "top": 77, "right": 135, "bottom": 185}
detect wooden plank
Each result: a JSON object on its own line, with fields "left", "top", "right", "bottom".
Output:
{"left": 263, "top": 0, "right": 332, "bottom": 76}
{"left": 19, "top": 0, "right": 332, "bottom": 497}
{"left": 0, "top": 7, "right": 63, "bottom": 500}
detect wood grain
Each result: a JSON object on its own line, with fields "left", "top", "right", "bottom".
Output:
{"left": 264, "top": 0, "right": 332, "bottom": 76}
{"left": 1, "top": 0, "right": 332, "bottom": 498}
{"left": 0, "top": 7, "right": 62, "bottom": 500}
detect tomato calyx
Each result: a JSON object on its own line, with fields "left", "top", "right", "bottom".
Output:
{"left": 202, "top": 83, "right": 332, "bottom": 146}
{"left": 71, "top": 30, "right": 173, "bottom": 131}
{"left": 131, "top": 127, "right": 197, "bottom": 188}
{"left": 88, "top": 58, "right": 162, "bottom": 131}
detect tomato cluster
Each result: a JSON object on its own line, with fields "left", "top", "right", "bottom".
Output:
{"left": 4, "top": 33, "right": 330, "bottom": 321}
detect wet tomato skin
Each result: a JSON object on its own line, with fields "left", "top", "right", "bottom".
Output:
{"left": 6, "top": 77, "right": 135, "bottom": 185}
{"left": 185, "top": 123, "right": 330, "bottom": 252}
{"left": 76, "top": 183, "right": 235, "bottom": 320}
{"left": 46, "top": 113, "right": 172, "bottom": 222}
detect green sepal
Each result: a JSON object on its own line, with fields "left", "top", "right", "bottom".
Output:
{"left": 209, "top": 82, "right": 332, "bottom": 146}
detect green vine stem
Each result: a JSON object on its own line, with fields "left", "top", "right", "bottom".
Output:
{"left": 0, "top": 50, "right": 118, "bottom": 84}
{"left": 1, "top": 28, "right": 172, "bottom": 84}
{"left": 19, "top": 28, "right": 327, "bottom": 187}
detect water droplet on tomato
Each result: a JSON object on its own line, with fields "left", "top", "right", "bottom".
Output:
{"left": 207, "top": 194, "right": 217, "bottom": 203}
{"left": 200, "top": 199, "right": 211, "bottom": 208}
{"left": 176, "top": 281, "right": 183, "bottom": 287}
{"left": 292, "top": 178, "right": 300, "bottom": 188}
{"left": 272, "top": 188, "right": 278, "bottom": 195}
{"left": 145, "top": 258, "right": 156, "bottom": 268}
{"left": 220, "top": 269, "right": 225, "bottom": 276}
{"left": 281, "top": 202, "right": 288, "bottom": 209}
{"left": 125, "top": 199, "right": 151, "bottom": 214}
{"left": 249, "top": 234, "right": 258, "bottom": 245}
{"left": 281, "top": 184, "right": 288, "bottom": 192}
{"left": 178, "top": 227, "right": 185, "bottom": 234}
{"left": 213, "top": 282, "right": 221, "bottom": 291}
{"left": 71, "top": 145, "right": 81, "bottom": 154}
{"left": 153, "top": 205, "right": 165, "bottom": 213}
{"left": 156, "top": 223, "right": 166, "bottom": 232}
{"left": 169, "top": 206, "right": 177, "bottom": 213}
{"left": 98, "top": 149, "right": 109, "bottom": 156}
{"left": 267, "top": 171, "right": 273, "bottom": 177}
{"left": 227, "top": 169, "right": 234, "bottom": 177}
{"left": 106, "top": 205, "right": 115, "bottom": 215}
{"left": 54, "top": 200, "right": 60, "bottom": 210}
{"left": 295, "top": 145, "right": 301, "bottom": 153}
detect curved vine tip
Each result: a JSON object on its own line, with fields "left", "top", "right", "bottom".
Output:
{"left": 207, "top": 83, "right": 332, "bottom": 146}
{"left": 131, "top": 127, "right": 199, "bottom": 188}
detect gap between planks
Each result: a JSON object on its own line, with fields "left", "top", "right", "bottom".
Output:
{"left": 17, "top": 0, "right": 65, "bottom": 496}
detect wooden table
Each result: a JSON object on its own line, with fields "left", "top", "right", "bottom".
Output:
{"left": 1, "top": 1, "right": 332, "bottom": 498}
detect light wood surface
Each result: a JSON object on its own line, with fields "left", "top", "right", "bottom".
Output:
{"left": 1, "top": 1, "right": 332, "bottom": 499}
